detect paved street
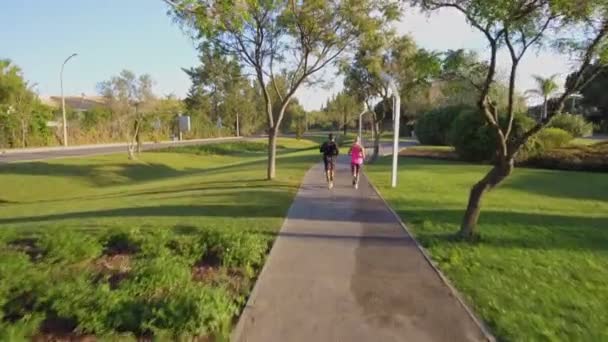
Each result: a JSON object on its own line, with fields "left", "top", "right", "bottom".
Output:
{"left": 0, "top": 137, "right": 249, "bottom": 163}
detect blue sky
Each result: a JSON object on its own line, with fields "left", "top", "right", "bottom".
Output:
{"left": 1, "top": 0, "right": 198, "bottom": 99}
{"left": 2, "top": 1, "right": 571, "bottom": 110}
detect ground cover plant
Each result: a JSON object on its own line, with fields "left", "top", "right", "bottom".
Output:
{"left": 0, "top": 138, "right": 318, "bottom": 340}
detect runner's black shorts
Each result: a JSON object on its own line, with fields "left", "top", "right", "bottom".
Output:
{"left": 323, "top": 156, "right": 336, "bottom": 172}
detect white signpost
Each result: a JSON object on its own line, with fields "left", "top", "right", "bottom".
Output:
{"left": 177, "top": 114, "right": 191, "bottom": 141}
{"left": 380, "top": 72, "right": 401, "bottom": 188}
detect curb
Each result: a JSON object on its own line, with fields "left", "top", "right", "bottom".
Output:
{"left": 365, "top": 174, "right": 496, "bottom": 342}
{"left": 0, "top": 136, "right": 245, "bottom": 155}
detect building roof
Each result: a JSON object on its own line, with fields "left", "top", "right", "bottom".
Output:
{"left": 39, "top": 95, "right": 107, "bottom": 111}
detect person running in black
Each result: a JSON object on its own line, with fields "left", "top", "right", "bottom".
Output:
{"left": 320, "top": 133, "right": 339, "bottom": 189}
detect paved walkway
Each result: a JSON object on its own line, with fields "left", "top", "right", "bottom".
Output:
{"left": 233, "top": 157, "right": 488, "bottom": 342}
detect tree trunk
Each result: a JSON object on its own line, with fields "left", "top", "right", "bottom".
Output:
{"left": 542, "top": 97, "right": 548, "bottom": 121}
{"left": 21, "top": 119, "right": 27, "bottom": 148}
{"left": 343, "top": 110, "right": 348, "bottom": 137}
{"left": 460, "top": 158, "right": 514, "bottom": 239}
{"left": 135, "top": 120, "right": 142, "bottom": 153}
{"left": 128, "top": 119, "right": 142, "bottom": 160}
{"left": 371, "top": 121, "right": 381, "bottom": 161}
{"left": 267, "top": 128, "right": 278, "bottom": 180}
{"left": 236, "top": 112, "right": 240, "bottom": 137}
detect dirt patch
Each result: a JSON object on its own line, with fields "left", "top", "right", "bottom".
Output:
{"left": 94, "top": 254, "right": 131, "bottom": 289}
{"left": 192, "top": 249, "right": 222, "bottom": 282}
{"left": 103, "top": 235, "right": 140, "bottom": 256}
{"left": 34, "top": 315, "right": 87, "bottom": 342}
{"left": 33, "top": 334, "right": 97, "bottom": 342}
{"left": 8, "top": 237, "right": 45, "bottom": 261}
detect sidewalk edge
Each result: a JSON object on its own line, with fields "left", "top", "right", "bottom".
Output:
{"left": 365, "top": 174, "right": 496, "bottom": 342}
{"left": 230, "top": 164, "right": 316, "bottom": 342}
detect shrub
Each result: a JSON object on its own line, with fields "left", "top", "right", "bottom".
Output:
{"left": 40, "top": 230, "right": 103, "bottom": 264}
{"left": 535, "top": 128, "right": 573, "bottom": 150}
{"left": 199, "top": 229, "right": 268, "bottom": 275}
{"left": 449, "top": 109, "right": 536, "bottom": 162}
{"left": 548, "top": 113, "right": 593, "bottom": 137}
{"left": 522, "top": 141, "right": 608, "bottom": 172}
{"left": 596, "top": 120, "right": 608, "bottom": 134}
{"left": 414, "top": 105, "right": 470, "bottom": 145}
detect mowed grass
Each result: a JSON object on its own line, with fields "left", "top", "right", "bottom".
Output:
{"left": 367, "top": 157, "right": 608, "bottom": 341}
{"left": 0, "top": 138, "right": 319, "bottom": 340}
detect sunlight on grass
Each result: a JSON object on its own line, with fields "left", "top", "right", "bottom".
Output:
{"left": 367, "top": 157, "right": 608, "bottom": 341}
{"left": 0, "top": 138, "right": 318, "bottom": 339}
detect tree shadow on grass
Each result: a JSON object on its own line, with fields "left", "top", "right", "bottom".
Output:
{"left": 397, "top": 207, "right": 608, "bottom": 253}
{"left": 21, "top": 179, "right": 300, "bottom": 205}
{"left": 0, "top": 201, "right": 291, "bottom": 226}
{"left": 502, "top": 169, "right": 608, "bottom": 202}
{"left": 0, "top": 153, "right": 316, "bottom": 188}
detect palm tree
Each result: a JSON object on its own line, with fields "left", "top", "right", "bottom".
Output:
{"left": 526, "top": 74, "right": 560, "bottom": 121}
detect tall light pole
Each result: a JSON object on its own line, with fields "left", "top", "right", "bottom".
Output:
{"left": 570, "top": 93, "right": 583, "bottom": 113}
{"left": 60, "top": 53, "right": 78, "bottom": 147}
{"left": 381, "top": 72, "right": 401, "bottom": 188}
{"left": 358, "top": 102, "right": 370, "bottom": 142}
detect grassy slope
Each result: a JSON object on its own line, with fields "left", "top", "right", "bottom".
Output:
{"left": 0, "top": 138, "right": 316, "bottom": 235}
{"left": 367, "top": 157, "right": 608, "bottom": 341}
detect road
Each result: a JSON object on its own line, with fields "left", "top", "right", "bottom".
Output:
{"left": 0, "top": 137, "right": 250, "bottom": 163}
{"left": 0, "top": 133, "right": 417, "bottom": 164}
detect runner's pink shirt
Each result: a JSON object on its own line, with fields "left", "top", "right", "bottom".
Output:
{"left": 350, "top": 144, "right": 364, "bottom": 165}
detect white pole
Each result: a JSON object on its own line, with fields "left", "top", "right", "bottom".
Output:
{"left": 392, "top": 90, "right": 401, "bottom": 188}
{"left": 60, "top": 53, "right": 77, "bottom": 147}
{"left": 381, "top": 73, "right": 401, "bottom": 188}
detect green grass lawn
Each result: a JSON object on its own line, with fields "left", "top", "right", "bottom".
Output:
{"left": 367, "top": 157, "right": 608, "bottom": 341}
{"left": 0, "top": 138, "right": 319, "bottom": 340}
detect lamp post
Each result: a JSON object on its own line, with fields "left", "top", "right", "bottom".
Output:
{"left": 380, "top": 72, "right": 401, "bottom": 188}
{"left": 358, "top": 102, "right": 370, "bottom": 142}
{"left": 60, "top": 53, "right": 78, "bottom": 147}
{"left": 570, "top": 93, "right": 583, "bottom": 113}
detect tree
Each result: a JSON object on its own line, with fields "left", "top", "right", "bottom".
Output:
{"left": 183, "top": 44, "right": 246, "bottom": 137}
{"left": 165, "top": 0, "right": 401, "bottom": 179}
{"left": 0, "top": 59, "right": 50, "bottom": 148}
{"left": 526, "top": 74, "right": 560, "bottom": 120}
{"left": 97, "top": 70, "right": 156, "bottom": 159}
{"left": 565, "top": 64, "right": 608, "bottom": 123}
{"left": 324, "top": 91, "right": 360, "bottom": 136}
{"left": 415, "top": 0, "right": 608, "bottom": 239}
{"left": 342, "top": 34, "right": 441, "bottom": 159}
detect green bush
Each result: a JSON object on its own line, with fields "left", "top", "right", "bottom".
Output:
{"left": 516, "top": 128, "right": 573, "bottom": 162}
{"left": 0, "top": 226, "right": 266, "bottom": 340}
{"left": 535, "top": 128, "right": 574, "bottom": 150}
{"left": 449, "top": 109, "right": 535, "bottom": 162}
{"left": 200, "top": 229, "right": 268, "bottom": 275}
{"left": 40, "top": 230, "right": 103, "bottom": 264}
{"left": 414, "top": 105, "right": 469, "bottom": 145}
{"left": 522, "top": 141, "right": 608, "bottom": 172}
{"left": 548, "top": 113, "right": 593, "bottom": 137}
{"left": 596, "top": 120, "right": 608, "bottom": 134}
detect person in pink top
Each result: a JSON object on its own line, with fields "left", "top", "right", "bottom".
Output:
{"left": 349, "top": 136, "right": 366, "bottom": 189}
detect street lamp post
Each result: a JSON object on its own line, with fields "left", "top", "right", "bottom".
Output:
{"left": 380, "top": 73, "right": 401, "bottom": 188}
{"left": 358, "top": 103, "right": 370, "bottom": 142}
{"left": 60, "top": 53, "right": 78, "bottom": 147}
{"left": 570, "top": 93, "right": 583, "bottom": 113}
